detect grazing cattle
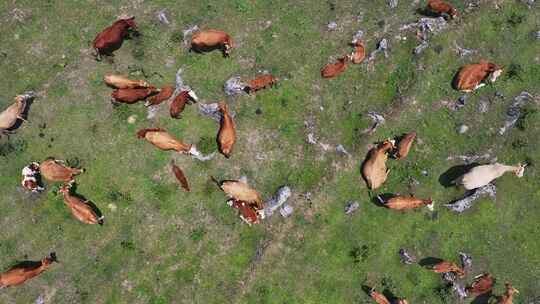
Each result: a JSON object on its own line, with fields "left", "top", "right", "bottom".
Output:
{"left": 497, "top": 282, "right": 519, "bottom": 304}
{"left": 21, "top": 162, "right": 44, "bottom": 193}
{"left": 217, "top": 101, "right": 236, "bottom": 158}
{"left": 466, "top": 273, "right": 495, "bottom": 296}
{"left": 0, "top": 253, "right": 57, "bottom": 288}
{"left": 59, "top": 183, "right": 103, "bottom": 225}
{"left": 321, "top": 55, "right": 350, "bottom": 78}
{"left": 137, "top": 128, "right": 193, "bottom": 153}
{"left": 382, "top": 195, "right": 434, "bottom": 211}
{"left": 394, "top": 132, "right": 416, "bottom": 159}
{"left": 454, "top": 61, "right": 503, "bottom": 92}
{"left": 191, "top": 29, "right": 234, "bottom": 57}
{"left": 361, "top": 140, "right": 395, "bottom": 190}
{"left": 104, "top": 74, "right": 149, "bottom": 89}
{"left": 455, "top": 163, "right": 526, "bottom": 190}
{"left": 0, "top": 95, "right": 29, "bottom": 134}
{"left": 351, "top": 41, "right": 366, "bottom": 64}
{"left": 93, "top": 16, "right": 138, "bottom": 60}
{"left": 430, "top": 261, "right": 466, "bottom": 277}
{"left": 111, "top": 87, "right": 158, "bottom": 104}
{"left": 227, "top": 199, "right": 261, "bottom": 225}
{"left": 145, "top": 85, "right": 175, "bottom": 106}
{"left": 171, "top": 161, "right": 190, "bottom": 192}
{"left": 40, "top": 158, "right": 84, "bottom": 182}
{"left": 369, "top": 290, "right": 390, "bottom": 304}
{"left": 212, "top": 177, "right": 264, "bottom": 211}
{"left": 170, "top": 89, "right": 199, "bottom": 119}
{"left": 245, "top": 74, "right": 277, "bottom": 93}
{"left": 426, "top": 0, "right": 458, "bottom": 19}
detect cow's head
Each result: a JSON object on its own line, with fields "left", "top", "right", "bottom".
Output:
{"left": 42, "top": 252, "right": 58, "bottom": 266}
{"left": 123, "top": 16, "right": 138, "bottom": 31}
{"left": 489, "top": 67, "right": 503, "bottom": 83}
{"left": 505, "top": 283, "right": 519, "bottom": 296}
{"left": 515, "top": 163, "right": 526, "bottom": 177}
{"left": 449, "top": 8, "right": 458, "bottom": 19}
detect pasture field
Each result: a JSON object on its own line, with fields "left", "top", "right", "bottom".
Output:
{"left": 0, "top": 1, "right": 539, "bottom": 303}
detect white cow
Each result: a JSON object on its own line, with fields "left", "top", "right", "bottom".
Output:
{"left": 456, "top": 163, "right": 526, "bottom": 190}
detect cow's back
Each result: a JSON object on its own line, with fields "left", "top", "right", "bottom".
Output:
{"left": 40, "top": 160, "right": 72, "bottom": 182}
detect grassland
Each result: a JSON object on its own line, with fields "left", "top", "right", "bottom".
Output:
{"left": 0, "top": 1, "right": 539, "bottom": 303}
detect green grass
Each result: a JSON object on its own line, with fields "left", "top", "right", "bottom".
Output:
{"left": 0, "top": 0, "right": 539, "bottom": 303}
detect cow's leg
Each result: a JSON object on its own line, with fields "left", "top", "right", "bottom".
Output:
{"left": 17, "top": 115, "right": 27, "bottom": 122}
{"left": 474, "top": 83, "right": 486, "bottom": 91}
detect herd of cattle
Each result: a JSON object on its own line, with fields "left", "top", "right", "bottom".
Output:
{"left": 0, "top": 1, "right": 528, "bottom": 303}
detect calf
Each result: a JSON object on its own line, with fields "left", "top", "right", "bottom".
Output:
{"left": 212, "top": 177, "right": 264, "bottom": 211}
{"left": 111, "top": 87, "right": 158, "bottom": 104}
{"left": 170, "top": 89, "right": 199, "bottom": 118}
{"left": 455, "top": 162, "right": 525, "bottom": 190}
{"left": 430, "top": 261, "right": 466, "bottom": 277}
{"left": 104, "top": 74, "right": 149, "bottom": 89}
{"left": 40, "top": 158, "right": 84, "bottom": 183}
{"left": 171, "top": 161, "right": 190, "bottom": 192}
{"left": 191, "top": 29, "right": 234, "bottom": 57}
{"left": 21, "top": 162, "right": 44, "bottom": 193}
{"left": 466, "top": 273, "right": 495, "bottom": 296}
{"left": 227, "top": 199, "right": 262, "bottom": 225}
{"left": 244, "top": 74, "right": 277, "bottom": 93}
{"left": 0, "top": 253, "right": 57, "bottom": 288}
{"left": 137, "top": 128, "right": 193, "bottom": 153}
{"left": 0, "top": 95, "right": 29, "bottom": 135}
{"left": 454, "top": 61, "right": 503, "bottom": 92}
{"left": 145, "top": 85, "right": 175, "bottom": 106}
{"left": 321, "top": 55, "right": 350, "bottom": 78}
{"left": 426, "top": 0, "right": 458, "bottom": 19}
{"left": 93, "top": 16, "right": 138, "bottom": 60}
{"left": 361, "top": 140, "right": 395, "bottom": 190}
{"left": 351, "top": 41, "right": 366, "bottom": 64}
{"left": 59, "top": 183, "right": 103, "bottom": 225}
{"left": 217, "top": 101, "right": 236, "bottom": 158}
{"left": 497, "top": 282, "right": 518, "bottom": 304}
{"left": 381, "top": 195, "right": 433, "bottom": 211}
{"left": 394, "top": 132, "right": 416, "bottom": 159}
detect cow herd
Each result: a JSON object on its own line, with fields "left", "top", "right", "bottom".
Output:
{"left": 0, "top": 1, "right": 529, "bottom": 302}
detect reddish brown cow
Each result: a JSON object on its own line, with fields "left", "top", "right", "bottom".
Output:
{"left": 40, "top": 158, "right": 84, "bottom": 182}
{"left": 321, "top": 56, "right": 350, "bottom": 78}
{"left": 59, "top": 183, "right": 103, "bottom": 225}
{"left": 111, "top": 87, "right": 158, "bottom": 104}
{"left": 0, "top": 253, "right": 57, "bottom": 288}
{"left": 383, "top": 195, "right": 433, "bottom": 211}
{"left": 454, "top": 61, "right": 503, "bottom": 92}
{"left": 171, "top": 161, "right": 190, "bottom": 192}
{"left": 466, "top": 273, "right": 495, "bottom": 296}
{"left": 245, "top": 74, "right": 277, "bottom": 93}
{"left": 217, "top": 101, "right": 236, "bottom": 158}
{"left": 93, "top": 17, "right": 138, "bottom": 60}
{"left": 227, "top": 199, "right": 261, "bottom": 225}
{"left": 430, "top": 261, "right": 466, "bottom": 277}
{"left": 351, "top": 41, "right": 366, "bottom": 64}
{"left": 170, "top": 90, "right": 198, "bottom": 118}
{"left": 191, "top": 29, "right": 234, "bottom": 57}
{"left": 427, "top": 0, "right": 458, "bottom": 19}
{"left": 137, "top": 128, "right": 193, "bottom": 153}
{"left": 145, "top": 85, "right": 175, "bottom": 106}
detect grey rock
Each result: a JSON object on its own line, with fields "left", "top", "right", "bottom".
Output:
{"left": 345, "top": 201, "right": 360, "bottom": 215}
{"left": 265, "top": 186, "right": 292, "bottom": 217}
{"left": 224, "top": 76, "right": 248, "bottom": 96}
{"left": 445, "top": 183, "right": 497, "bottom": 213}
{"left": 399, "top": 248, "right": 416, "bottom": 264}
{"left": 499, "top": 91, "right": 534, "bottom": 135}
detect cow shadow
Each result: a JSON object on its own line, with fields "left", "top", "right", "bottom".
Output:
{"left": 5, "top": 94, "right": 36, "bottom": 133}
{"left": 370, "top": 193, "right": 394, "bottom": 207}
{"left": 439, "top": 163, "right": 479, "bottom": 188}
{"left": 10, "top": 253, "right": 57, "bottom": 269}
{"left": 451, "top": 70, "right": 462, "bottom": 90}
{"left": 189, "top": 45, "right": 228, "bottom": 57}
{"left": 419, "top": 257, "right": 444, "bottom": 268}
{"left": 360, "top": 285, "right": 399, "bottom": 302}
{"left": 471, "top": 293, "right": 493, "bottom": 304}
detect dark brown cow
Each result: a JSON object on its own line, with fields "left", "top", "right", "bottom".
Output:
{"left": 427, "top": 0, "right": 458, "bottom": 19}
{"left": 191, "top": 29, "right": 234, "bottom": 57}
{"left": 454, "top": 61, "right": 502, "bottom": 92}
{"left": 93, "top": 17, "right": 138, "bottom": 60}
{"left": 0, "top": 253, "right": 57, "bottom": 288}
{"left": 227, "top": 199, "right": 261, "bottom": 225}
{"left": 466, "top": 273, "right": 495, "bottom": 296}
{"left": 321, "top": 56, "right": 350, "bottom": 78}
{"left": 111, "top": 87, "right": 158, "bottom": 104}
{"left": 171, "top": 161, "right": 190, "bottom": 192}
{"left": 145, "top": 85, "right": 175, "bottom": 106}
{"left": 394, "top": 132, "right": 416, "bottom": 159}
{"left": 245, "top": 74, "right": 277, "bottom": 93}
{"left": 170, "top": 90, "right": 198, "bottom": 118}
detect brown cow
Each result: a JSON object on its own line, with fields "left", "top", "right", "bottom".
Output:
{"left": 245, "top": 74, "right": 277, "bottom": 93}
{"left": 466, "top": 273, "right": 495, "bottom": 296}
{"left": 111, "top": 87, "right": 158, "bottom": 104}
{"left": 137, "top": 128, "right": 193, "bottom": 153}
{"left": 145, "top": 85, "right": 175, "bottom": 106}
{"left": 361, "top": 140, "right": 395, "bottom": 190}
{"left": 426, "top": 0, "right": 458, "bottom": 19}
{"left": 191, "top": 29, "right": 234, "bottom": 57}
{"left": 0, "top": 253, "right": 57, "bottom": 288}
{"left": 104, "top": 74, "right": 149, "bottom": 89}
{"left": 59, "top": 183, "right": 103, "bottom": 225}
{"left": 40, "top": 158, "right": 84, "bottom": 183}
{"left": 171, "top": 161, "right": 190, "bottom": 192}
{"left": 430, "top": 261, "right": 466, "bottom": 277}
{"left": 227, "top": 199, "right": 261, "bottom": 225}
{"left": 0, "top": 95, "right": 29, "bottom": 135}
{"left": 321, "top": 55, "right": 350, "bottom": 78}
{"left": 351, "top": 41, "right": 366, "bottom": 64}
{"left": 382, "top": 195, "right": 433, "bottom": 211}
{"left": 394, "top": 132, "right": 416, "bottom": 159}
{"left": 369, "top": 290, "right": 390, "bottom": 304}
{"left": 497, "top": 282, "right": 519, "bottom": 304}
{"left": 93, "top": 16, "right": 138, "bottom": 60}
{"left": 217, "top": 101, "right": 236, "bottom": 158}
{"left": 454, "top": 61, "right": 503, "bottom": 92}
{"left": 170, "top": 89, "right": 199, "bottom": 119}
{"left": 212, "top": 177, "right": 264, "bottom": 211}
{"left": 21, "top": 162, "right": 44, "bottom": 193}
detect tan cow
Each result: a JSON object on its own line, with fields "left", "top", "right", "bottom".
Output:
{"left": 497, "top": 282, "right": 519, "bottom": 304}
{"left": 0, "top": 253, "right": 57, "bottom": 288}
{"left": 430, "top": 261, "right": 466, "bottom": 277}
{"left": 136, "top": 128, "right": 193, "bottom": 153}
{"left": 40, "top": 158, "right": 84, "bottom": 183}
{"left": 455, "top": 162, "right": 525, "bottom": 190}
{"left": 217, "top": 101, "right": 236, "bottom": 158}
{"left": 454, "top": 61, "right": 503, "bottom": 92}
{"left": 394, "top": 132, "right": 416, "bottom": 159}
{"left": 0, "top": 95, "right": 29, "bottom": 134}
{"left": 383, "top": 195, "right": 434, "bottom": 211}
{"left": 212, "top": 177, "right": 264, "bottom": 211}
{"left": 427, "top": 0, "right": 458, "bottom": 19}
{"left": 191, "top": 29, "right": 234, "bottom": 57}
{"left": 466, "top": 273, "right": 495, "bottom": 296}
{"left": 104, "top": 74, "right": 149, "bottom": 89}
{"left": 361, "top": 140, "right": 395, "bottom": 190}
{"left": 59, "top": 183, "right": 103, "bottom": 225}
